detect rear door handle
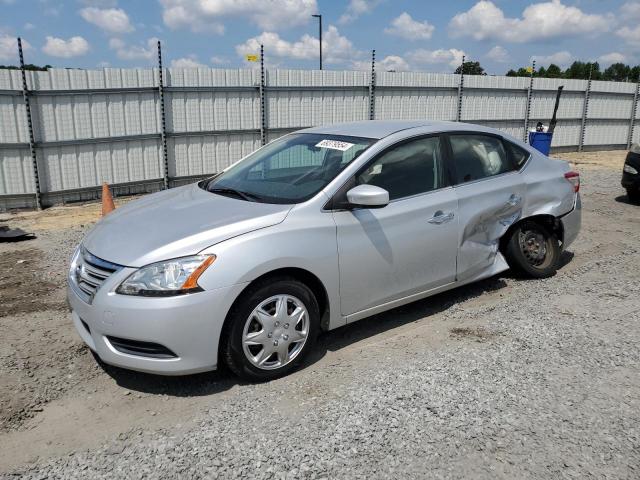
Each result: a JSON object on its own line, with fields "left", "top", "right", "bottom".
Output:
{"left": 428, "top": 210, "right": 455, "bottom": 224}
{"left": 506, "top": 194, "right": 522, "bottom": 207}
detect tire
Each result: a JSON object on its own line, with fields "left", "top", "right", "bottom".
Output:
{"left": 627, "top": 188, "right": 640, "bottom": 204}
{"left": 221, "top": 276, "right": 320, "bottom": 382}
{"left": 503, "top": 220, "right": 561, "bottom": 279}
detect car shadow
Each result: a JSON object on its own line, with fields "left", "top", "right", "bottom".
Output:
{"left": 306, "top": 274, "right": 509, "bottom": 364}
{"left": 95, "top": 353, "right": 238, "bottom": 397}
{"left": 98, "top": 252, "right": 576, "bottom": 396}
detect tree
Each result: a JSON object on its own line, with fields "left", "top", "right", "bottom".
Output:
{"left": 0, "top": 64, "right": 51, "bottom": 71}
{"left": 505, "top": 66, "right": 536, "bottom": 77}
{"left": 603, "top": 63, "right": 631, "bottom": 82}
{"left": 564, "top": 61, "right": 601, "bottom": 80}
{"left": 631, "top": 66, "right": 640, "bottom": 82}
{"left": 455, "top": 61, "right": 485, "bottom": 75}
{"left": 546, "top": 64, "right": 562, "bottom": 78}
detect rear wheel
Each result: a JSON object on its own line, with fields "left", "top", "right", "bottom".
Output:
{"left": 504, "top": 220, "right": 561, "bottom": 279}
{"left": 627, "top": 188, "right": 640, "bottom": 204}
{"left": 221, "top": 277, "right": 319, "bottom": 382}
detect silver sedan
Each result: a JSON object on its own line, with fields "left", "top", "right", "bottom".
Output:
{"left": 68, "top": 120, "right": 581, "bottom": 381}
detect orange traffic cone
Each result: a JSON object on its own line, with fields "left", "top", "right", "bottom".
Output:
{"left": 101, "top": 182, "right": 115, "bottom": 216}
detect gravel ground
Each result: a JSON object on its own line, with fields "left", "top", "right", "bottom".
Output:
{"left": 1, "top": 153, "right": 639, "bottom": 479}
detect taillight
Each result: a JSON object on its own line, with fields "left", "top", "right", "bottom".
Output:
{"left": 564, "top": 171, "right": 580, "bottom": 193}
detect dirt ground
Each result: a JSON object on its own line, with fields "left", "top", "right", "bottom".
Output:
{"left": 0, "top": 150, "right": 636, "bottom": 475}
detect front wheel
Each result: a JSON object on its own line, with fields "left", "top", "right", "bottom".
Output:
{"left": 627, "top": 188, "right": 640, "bottom": 204}
{"left": 504, "top": 220, "right": 561, "bottom": 279}
{"left": 221, "top": 277, "right": 320, "bottom": 382}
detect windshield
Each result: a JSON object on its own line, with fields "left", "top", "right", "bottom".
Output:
{"left": 202, "top": 133, "right": 375, "bottom": 204}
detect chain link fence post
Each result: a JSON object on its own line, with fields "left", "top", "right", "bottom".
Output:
{"left": 369, "top": 49, "right": 376, "bottom": 120}
{"left": 18, "top": 37, "right": 42, "bottom": 210}
{"left": 456, "top": 55, "right": 465, "bottom": 122}
{"left": 627, "top": 80, "right": 639, "bottom": 150}
{"left": 157, "top": 41, "right": 170, "bottom": 189}
{"left": 523, "top": 60, "right": 536, "bottom": 142}
{"left": 578, "top": 65, "right": 593, "bottom": 152}
{"left": 259, "top": 44, "right": 266, "bottom": 145}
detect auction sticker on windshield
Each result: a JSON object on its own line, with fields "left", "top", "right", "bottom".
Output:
{"left": 315, "top": 139, "right": 354, "bottom": 151}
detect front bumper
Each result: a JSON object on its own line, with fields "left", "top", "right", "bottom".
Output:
{"left": 68, "top": 267, "right": 248, "bottom": 375}
{"left": 560, "top": 193, "right": 581, "bottom": 250}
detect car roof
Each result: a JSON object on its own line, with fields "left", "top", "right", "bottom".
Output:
{"left": 300, "top": 120, "right": 482, "bottom": 140}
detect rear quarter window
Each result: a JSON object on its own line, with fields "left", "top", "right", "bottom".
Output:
{"left": 504, "top": 140, "right": 531, "bottom": 169}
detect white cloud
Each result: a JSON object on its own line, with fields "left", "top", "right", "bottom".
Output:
{"left": 339, "top": 0, "right": 380, "bottom": 24}
{"left": 0, "top": 35, "right": 32, "bottom": 61}
{"left": 24, "top": 23, "right": 35, "bottom": 31}
{"left": 210, "top": 55, "right": 229, "bottom": 65}
{"left": 171, "top": 55, "right": 207, "bottom": 68}
{"left": 109, "top": 37, "right": 158, "bottom": 61}
{"left": 486, "top": 45, "right": 509, "bottom": 63}
{"left": 353, "top": 55, "right": 409, "bottom": 72}
{"left": 449, "top": 0, "right": 612, "bottom": 43}
{"left": 617, "top": 25, "right": 640, "bottom": 46}
{"left": 79, "top": 7, "right": 134, "bottom": 33}
{"left": 235, "top": 25, "right": 360, "bottom": 65}
{"left": 407, "top": 48, "right": 466, "bottom": 70}
{"left": 377, "top": 55, "right": 409, "bottom": 72}
{"left": 598, "top": 52, "right": 627, "bottom": 65}
{"left": 42, "top": 36, "right": 90, "bottom": 58}
{"left": 621, "top": 1, "right": 640, "bottom": 21}
{"left": 384, "top": 12, "right": 434, "bottom": 41}
{"left": 160, "top": 0, "right": 316, "bottom": 33}
{"left": 530, "top": 50, "right": 573, "bottom": 67}
{"left": 79, "top": 0, "right": 117, "bottom": 6}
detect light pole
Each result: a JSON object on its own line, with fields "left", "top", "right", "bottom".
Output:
{"left": 312, "top": 14, "right": 322, "bottom": 70}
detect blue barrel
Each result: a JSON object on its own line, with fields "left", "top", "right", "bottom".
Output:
{"left": 528, "top": 132, "right": 553, "bottom": 156}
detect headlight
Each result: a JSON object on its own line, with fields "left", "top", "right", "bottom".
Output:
{"left": 116, "top": 255, "right": 216, "bottom": 296}
{"left": 624, "top": 164, "right": 638, "bottom": 175}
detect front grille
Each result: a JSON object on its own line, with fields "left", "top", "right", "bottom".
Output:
{"left": 106, "top": 336, "right": 178, "bottom": 359}
{"left": 72, "top": 248, "right": 123, "bottom": 304}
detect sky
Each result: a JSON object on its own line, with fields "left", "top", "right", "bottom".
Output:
{"left": 0, "top": 0, "right": 638, "bottom": 74}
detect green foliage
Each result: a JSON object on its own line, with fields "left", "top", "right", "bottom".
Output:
{"left": 455, "top": 61, "right": 485, "bottom": 75}
{"left": 505, "top": 61, "right": 640, "bottom": 82}
{"left": 603, "top": 63, "right": 631, "bottom": 82}
{"left": 0, "top": 64, "right": 51, "bottom": 71}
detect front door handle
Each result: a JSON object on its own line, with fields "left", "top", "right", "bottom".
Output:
{"left": 428, "top": 210, "right": 455, "bottom": 224}
{"left": 506, "top": 194, "right": 522, "bottom": 207}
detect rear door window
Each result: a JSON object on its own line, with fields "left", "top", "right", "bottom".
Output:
{"left": 449, "top": 134, "right": 515, "bottom": 184}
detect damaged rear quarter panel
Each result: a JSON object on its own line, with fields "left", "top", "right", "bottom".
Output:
{"left": 454, "top": 151, "right": 574, "bottom": 282}
{"left": 520, "top": 153, "right": 575, "bottom": 219}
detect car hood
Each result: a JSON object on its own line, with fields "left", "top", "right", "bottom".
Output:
{"left": 82, "top": 184, "right": 293, "bottom": 267}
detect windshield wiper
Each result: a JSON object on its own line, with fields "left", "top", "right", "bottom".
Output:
{"left": 209, "top": 187, "right": 262, "bottom": 202}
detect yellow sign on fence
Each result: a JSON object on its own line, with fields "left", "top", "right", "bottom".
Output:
{"left": 245, "top": 54, "right": 259, "bottom": 62}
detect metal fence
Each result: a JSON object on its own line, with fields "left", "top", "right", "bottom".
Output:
{"left": 1, "top": 62, "right": 639, "bottom": 210}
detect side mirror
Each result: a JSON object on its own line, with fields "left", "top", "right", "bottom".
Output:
{"left": 346, "top": 184, "right": 389, "bottom": 209}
